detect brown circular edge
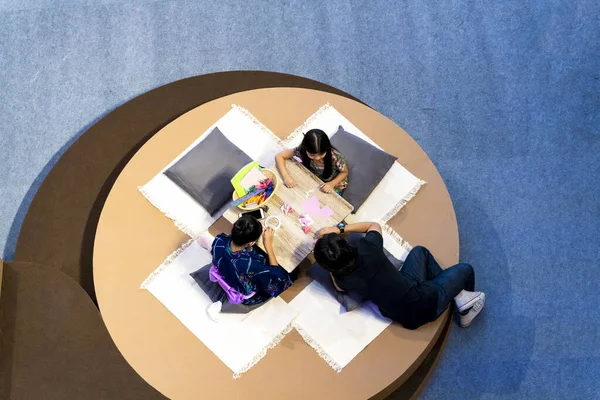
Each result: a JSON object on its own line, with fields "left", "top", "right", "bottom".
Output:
{"left": 0, "top": 261, "right": 166, "bottom": 399}
{"left": 12, "top": 72, "right": 450, "bottom": 399}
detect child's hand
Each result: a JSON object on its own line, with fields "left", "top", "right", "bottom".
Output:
{"left": 319, "top": 182, "right": 335, "bottom": 193}
{"left": 284, "top": 176, "right": 297, "bottom": 188}
{"left": 263, "top": 227, "right": 275, "bottom": 247}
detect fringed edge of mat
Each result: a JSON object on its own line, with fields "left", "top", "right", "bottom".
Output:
{"left": 380, "top": 179, "right": 427, "bottom": 223}
{"left": 138, "top": 185, "right": 201, "bottom": 238}
{"left": 232, "top": 104, "right": 286, "bottom": 147}
{"left": 381, "top": 223, "right": 413, "bottom": 253}
{"left": 283, "top": 102, "right": 332, "bottom": 147}
{"left": 232, "top": 322, "right": 295, "bottom": 379}
{"left": 140, "top": 238, "right": 196, "bottom": 289}
{"left": 292, "top": 321, "right": 343, "bottom": 373}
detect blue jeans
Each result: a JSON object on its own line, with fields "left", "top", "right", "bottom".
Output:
{"left": 401, "top": 246, "right": 475, "bottom": 318}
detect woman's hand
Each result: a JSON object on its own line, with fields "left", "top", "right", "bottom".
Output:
{"left": 284, "top": 175, "right": 297, "bottom": 188}
{"left": 263, "top": 227, "right": 275, "bottom": 248}
{"left": 319, "top": 182, "right": 335, "bottom": 193}
{"left": 316, "top": 226, "right": 341, "bottom": 238}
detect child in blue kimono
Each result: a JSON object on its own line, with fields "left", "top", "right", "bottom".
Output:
{"left": 211, "top": 215, "right": 295, "bottom": 305}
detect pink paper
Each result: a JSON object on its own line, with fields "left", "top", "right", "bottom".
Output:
{"left": 281, "top": 202, "right": 293, "bottom": 216}
{"left": 320, "top": 206, "right": 334, "bottom": 219}
{"left": 299, "top": 214, "right": 314, "bottom": 227}
{"left": 301, "top": 196, "right": 321, "bottom": 216}
{"left": 301, "top": 196, "right": 334, "bottom": 219}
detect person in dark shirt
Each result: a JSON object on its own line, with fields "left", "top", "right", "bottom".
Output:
{"left": 314, "top": 221, "right": 485, "bottom": 329}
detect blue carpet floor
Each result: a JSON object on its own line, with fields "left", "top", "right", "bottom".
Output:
{"left": 1, "top": 1, "right": 599, "bottom": 398}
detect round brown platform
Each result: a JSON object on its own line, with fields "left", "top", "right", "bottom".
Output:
{"left": 0, "top": 261, "right": 164, "bottom": 400}
{"left": 13, "top": 71, "right": 362, "bottom": 302}
{"left": 94, "top": 88, "right": 458, "bottom": 399}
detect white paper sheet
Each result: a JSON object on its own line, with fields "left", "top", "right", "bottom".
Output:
{"left": 289, "top": 281, "right": 392, "bottom": 371}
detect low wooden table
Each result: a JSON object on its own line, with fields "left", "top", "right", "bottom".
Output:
{"left": 94, "top": 88, "right": 459, "bottom": 399}
{"left": 224, "top": 160, "right": 353, "bottom": 272}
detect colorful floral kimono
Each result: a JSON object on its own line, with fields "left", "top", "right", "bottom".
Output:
{"left": 211, "top": 234, "right": 294, "bottom": 305}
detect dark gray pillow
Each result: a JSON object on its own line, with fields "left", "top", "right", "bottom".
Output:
{"left": 330, "top": 125, "right": 397, "bottom": 212}
{"left": 307, "top": 263, "right": 365, "bottom": 312}
{"left": 189, "top": 264, "right": 228, "bottom": 303}
{"left": 164, "top": 127, "right": 252, "bottom": 215}
{"left": 383, "top": 247, "right": 404, "bottom": 270}
{"left": 190, "top": 264, "right": 267, "bottom": 314}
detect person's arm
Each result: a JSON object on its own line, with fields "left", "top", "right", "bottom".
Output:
{"left": 320, "top": 164, "right": 348, "bottom": 193}
{"left": 345, "top": 221, "right": 382, "bottom": 235}
{"left": 265, "top": 242, "right": 279, "bottom": 267}
{"left": 262, "top": 227, "right": 279, "bottom": 266}
{"left": 317, "top": 221, "right": 382, "bottom": 237}
{"left": 254, "top": 228, "right": 294, "bottom": 297}
{"left": 275, "top": 149, "right": 297, "bottom": 188}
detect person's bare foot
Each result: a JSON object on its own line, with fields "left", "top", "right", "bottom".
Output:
{"left": 196, "top": 232, "right": 214, "bottom": 250}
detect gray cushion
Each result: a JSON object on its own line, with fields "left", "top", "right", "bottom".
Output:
{"left": 189, "top": 264, "right": 228, "bottom": 303}
{"left": 221, "top": 299, "right": 269, "bottom": 314}
{"left": 383, "top": 247, "right": 404, "bottom": 270}
{"left": 164, "top": 127, "right": 252, "bottom": 215}
{"left": 330, "top": 125, "right": 397, "bottom": 212}
{"left": 307, "top": 263, "right": 365, "bottom": 312}
{"left": 190, "top": 263, "right": 267, "bottom": 314}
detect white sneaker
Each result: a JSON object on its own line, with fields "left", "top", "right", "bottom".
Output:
{"left": 455, "top": 290, "right": 484, "bottom": 313}
{"left": 459, "top": 293, "right": 485, "bottom": 328}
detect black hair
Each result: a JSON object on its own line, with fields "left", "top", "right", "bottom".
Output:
{"left": 299, "top": 129, "right": 334, "bottom": 180}
{"left": 231, "top": 215, "right": 263, "bottom": 246}
{"left": 313, "top": 233, "right": 357, "bottom": 275}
